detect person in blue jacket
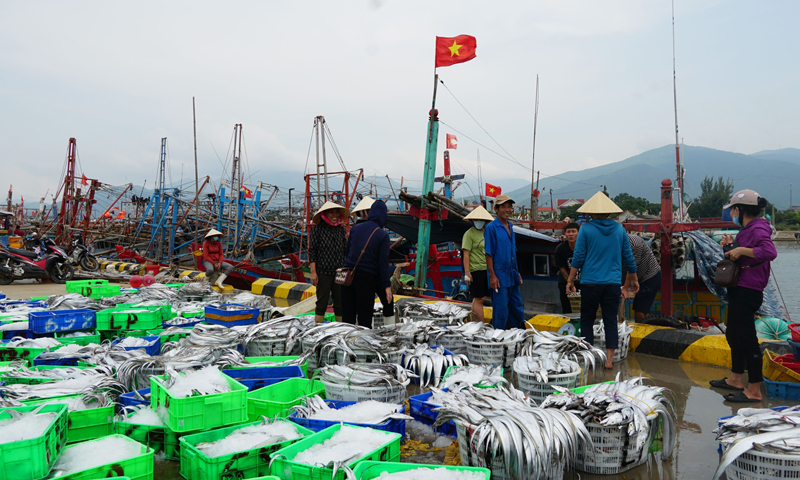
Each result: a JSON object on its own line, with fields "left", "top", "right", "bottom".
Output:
{"left": 341, "top": 200, "right": 393, "bottom": 328}
{"left": 485, "top": 194, "right": 525, "bottom": 329}
{"left": 566, "top": 191, "right": 639, "bottom": 369}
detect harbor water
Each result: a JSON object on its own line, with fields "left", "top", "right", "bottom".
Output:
{"left": 771, "top": 243, "right": 800, "bottom": 321}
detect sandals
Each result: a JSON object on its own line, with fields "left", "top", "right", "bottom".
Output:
{"left": 723, "top": 391, "right": 762, "bottom": 403}
{"left": 709, "top": 378, "right": 744, "bottom": 391}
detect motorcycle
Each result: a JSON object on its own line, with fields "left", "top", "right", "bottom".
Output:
{"left": 0, "top": 243, "right": 75, "bottom": 285}
{"left": 68, "top": 235, "right": 99, "bottom": 271}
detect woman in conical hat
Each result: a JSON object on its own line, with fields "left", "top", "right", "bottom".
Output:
{"left": 351, "top": 196, "right": 375, "bottom": 223}
{"left": 566, "top": 191, "right": 638, "bottom": 369}
{"left": 309, "top": 201, "right": 350, "bottom": 323}
{"left": 462, "top": 206, "right": 494, "bottom": 323}
{"left": 202, "top": 229, "right": 233, "bottom": 288}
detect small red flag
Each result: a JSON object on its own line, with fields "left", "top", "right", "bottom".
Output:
{"left": 243, "top": 187, "right": 253, "bottom": 199}
{"left": 81, "top": 174, "right": 88, "bottom": 186}
{"left": 435, "top": 35, "right": 477, "bottom": 68}
{"left": 485, "top": 183, "right": 501, "bottom": 198}
{"left": 446, "top": 134, "right": 458, "bottom": 150}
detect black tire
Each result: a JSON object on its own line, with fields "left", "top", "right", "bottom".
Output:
{"left": 79, "top": 255, "right": 99, "bottom": 271}
{"left": 454, "top": 293, "right": 469, "bottom": 302}
{"left": 49, "top": 263, "right": 74, "bottom": 284}
{"left": 0, "top": 273, "right": 12, "bottom": 285}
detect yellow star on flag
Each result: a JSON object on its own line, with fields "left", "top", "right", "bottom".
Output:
{"left": 448, "top": 40, "right": 462, "bottom": 57}
{"left": 489, "top": 187, "right": 495, "bottom": 193}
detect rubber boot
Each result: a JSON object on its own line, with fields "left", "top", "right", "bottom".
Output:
{"left": 315, "top": 315, "right": 325, "bottom": 324}
{"left": 334, "top": 316, "right": 342, "bottom": 323}
{"left": 383, "top": 315, "right": 396, "bottom": 327}
{"left": 215, "top": 273, "right": 227, "bottom": 288}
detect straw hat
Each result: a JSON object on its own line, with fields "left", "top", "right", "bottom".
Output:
{"left": 351, "top": 196, "right": 375, "bottom": 214}
{"left": 312, "top": 201, "right": 350, "bottom": 224}
{"left": 204, "top": 229, "right": 223, "bottom": 239}
{"left": 494, "top": 194, "right": 515, "bottom": 206}
{"left": 463, "top": 206, "right": 494, "bottom": 222}
{"left": 577, "top": 191, "right": 622, "bottom": 215}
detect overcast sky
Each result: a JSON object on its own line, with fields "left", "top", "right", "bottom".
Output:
{"left": 1, "top": 0, "right": 798, "bottom": 206}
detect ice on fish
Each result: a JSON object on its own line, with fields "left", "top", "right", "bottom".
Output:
{"left": 60, "top": 331, "right": 94, "bottom": 337}
{"left": 117, "top": 337, "right": 156, "bottom": 347}
{"left": 164, "top": 366, "right": 231, "bottom": 398}
{"left": 53, "top": 436, "right": 143, "bottom": 474}
{"left": 291, "top": 425, "right": 393, "bottom": 465}
{"left": 307, "top": 400, "right": 401, "bottom": 424}
{"left": 196, "top": 421, "right": 303, "bottom": 457}
{"left": 5, "top": 337, "right": 62, "bottom": 348}
{"left": 376, "top": 467, "right": 485, "bottom": 480}
{"left": 0, "top": 411, "right": 58, "bottom": 443}
{"left": 120, "top": 408, "right": 166, "bottom": 427}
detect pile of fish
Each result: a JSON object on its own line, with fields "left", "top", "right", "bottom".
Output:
{"left": 164, "top": 324, "right": 242, "bottom": 352}
{"left": 432, "top": 385, "right": 592, "bottom": 480}
{"left": 513, "top": 353, "right": 580, "bottom": 384}
{"left": 291, "top": 395, "right": 412, "bottom": 424}
{"left": 0, "top": 369, "right": 123, "bottom": 402}
{"left": 318, "top": 327, "right": 408, "bottom": 365}
{"left": 519, "top": 330, "right": 605, "bottom": 375}
{"left": 441, "top": 365, "right": 506, "bottom": 389}
{"left": 540, "top": 375, "right": 677, "bottom": 465}
{"left": 3, "top": 337, "right": 62, "bottom": 349}
{"left": 400, "top": 344, "right": 469, "bottom": 388}
{"left": 714, "top": 405, "right": 800, "bottom": 480}
{"left": 318, "top": 363, "right": 415, "bottom": 390}
{"left": 399, "top": 301, "right": 472, "bottom": 324}
{"left": 0, "top": 364, "right": 114, "bottom": 383}
{"left": 194, "top": 418, "right": 303, "bottom": 457}
{"left": 240, "top": 315, "right": 315, "bottom": 356}
{"left": 46, "top": 293, "right": 104, "bottom": 311}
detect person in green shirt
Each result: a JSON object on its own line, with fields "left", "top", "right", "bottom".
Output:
{"left": 461, "top": 206, "right": 494, "bottom": 322}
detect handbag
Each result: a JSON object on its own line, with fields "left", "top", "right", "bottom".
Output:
{"left": 713, "top": 258, "right": 763, "bottom": 288}
{"left": 335, "top": 227, "right": 380, "bottom": 286}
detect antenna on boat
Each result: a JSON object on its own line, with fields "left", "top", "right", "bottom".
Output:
{"left": 671, "top": 0, "right": 684, "bottom": 219}
{"left": 529, "top": 74, "right": 540, "bottom": 227}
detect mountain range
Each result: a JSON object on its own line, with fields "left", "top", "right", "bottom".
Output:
{"left": 501, "top": 146, "right": 800, "bottom": 210}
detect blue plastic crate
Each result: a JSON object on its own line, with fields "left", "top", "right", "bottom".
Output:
{"left": 789, "top": 339, "right": 800, "bottom": 360}
{"left": 112, "top": 336, "right": 161, "bottom": 356}
{"left": 120, "top": 388, "right": 151, "bottom": 408}
{"left": 287, "top": 399, "right": 406, "bottom": 437}
{"left": 204, "top": 304, "right": 259, "bottom": 327}
{"left": 29, "top": 309, "right": 96, "bottom": 334}
{"left": 32, "top": 354, "right": 84, "bottom": 367}
{"left": 409, "top": 389, "right": 456, "bottom": 437}
{"left": 222, "top": 366, "right": 303, "bottom": 392}
{"left": 1, "top": 328, "right": 51, "bottom": 340}
{"left": 764, "top": 379, "right": 800, "bottom": 400}
{"left": 0, "top": 294, "right": 5, "bottom": 300}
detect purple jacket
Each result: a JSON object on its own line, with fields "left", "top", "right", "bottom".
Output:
{"left": 735, "top": 218, "right": 777, "bottom": 291}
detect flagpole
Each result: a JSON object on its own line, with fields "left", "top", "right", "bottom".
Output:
{"left": 414, "top": 66, "right": 440, "bottom": 292}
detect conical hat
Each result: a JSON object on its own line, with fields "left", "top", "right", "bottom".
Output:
{"left": 577, "top": 191, "right": 622, "bottom": 214}
{"left": 204, "top": 229, "right": 223, "bottom": 239}
{"left": 351, "top": 196, "right": 375, "bottom": 214}
{"left": 312, "top": 201, "right": 350, "bottom": 224}
{"left": 463, "top": 205, "right": 494, "bottom": 222}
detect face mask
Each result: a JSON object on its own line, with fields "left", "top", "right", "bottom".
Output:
{"left": 473, "top": 220, "right": 486, "bottom": 230}
{"left": 732, "top": 215, "right": 742, "bottom": 227}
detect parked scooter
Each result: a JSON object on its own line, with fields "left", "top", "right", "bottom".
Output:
{"left": 67, "top": 235, "right": 99, "bottom": 271}
{"left": 0, "top": 242, "right": 75, "bottom": 285}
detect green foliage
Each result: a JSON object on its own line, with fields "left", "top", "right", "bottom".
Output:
{"left": 688, "top": 176, "right": 735, "bottom": 219}
{"left": 776, "top": 210, "right": 800, "bottom": 226}
{"left": 559, "top": 204, "right": 581, "bottom": 221}
{"left": 612, "top": 193, "right": 660, "bottom": 215}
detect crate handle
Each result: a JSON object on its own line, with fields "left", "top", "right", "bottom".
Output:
{"left": 204, "top": 396, "right": 223, "bottom": 405}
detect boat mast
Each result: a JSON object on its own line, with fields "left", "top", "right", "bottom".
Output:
{"left": 671, "top": 0, "right": 684, "bottom": 218}
{"left": 414, "top": 73, "right": 440, "bottom": 291}
{"left": 529, "top": 74, "right": 540, "bottom": 227}
{"left": 314, "top": 116, "right": 330, "bottom": 205}
{"left": 192, "top": 97, "right": 199, "bottom": 247}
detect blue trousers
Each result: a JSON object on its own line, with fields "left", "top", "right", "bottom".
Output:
{"left": 580, "top": 284, "right": 620, "bottom": 348}
{"left": 491, "top": 286, "right": 524, "bottom": 329}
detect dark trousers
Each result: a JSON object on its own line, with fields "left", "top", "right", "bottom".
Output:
{"left": 726, "top": 286, "right": 764, "bottom": 383}
{"left": 558, "top": 281, "right": 581, "bottom": 314}
{"left": 342, "top": 269, "right": 377, "bottom": 328}
{"left": 314, "top": 273, "right": 342, "bottom": 317}
{"left": 375, "top": 279, "right": 394, "bottom": 317}
{"left": 580, "top": 284, "right": 621, "bottom": 348}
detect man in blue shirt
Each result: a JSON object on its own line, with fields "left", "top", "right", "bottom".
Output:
{"left": 484, "top": 194, "right": 525, "bottom": 329}
{"left": 566, "top": 191, "right": 639, "bottom": 368}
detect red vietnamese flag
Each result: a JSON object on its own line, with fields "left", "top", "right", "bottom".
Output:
{"left": 435, "top": 35, "right": 477, "bottom": 68}
{"left": 81, "top": 173, "right": 88, "bottom": 186}
{"left": 485, "top": 183, "right": 501, "bottom": 198}
{"left": 243, "top": 187, "right": 253, "bottom": 199}
{"left": 446, "top": 134, "right": 458, "bottom": 150}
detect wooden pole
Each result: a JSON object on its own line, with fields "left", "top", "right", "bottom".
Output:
{"left": 193, "top": 97, "right": 200, "bottom": 248}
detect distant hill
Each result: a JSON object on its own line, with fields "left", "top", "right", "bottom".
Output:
{"left": 500, "top": 145, "right": 800, "bottom": 210}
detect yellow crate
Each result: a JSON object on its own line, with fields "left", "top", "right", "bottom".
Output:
{"left": 763, "top": 350, "right": 800, "bottom": 383}
{"left": 568, "top": 295, "right": 602, "bottom": 319}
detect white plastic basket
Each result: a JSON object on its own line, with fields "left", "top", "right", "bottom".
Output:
{"left": 399, "top": 332, "right": 430, "bottom": 345}
{"left": 573, "top": 420, "right": 656, "bottom": 475}
{"left": 320, "top": 379, "right": 406, "bottom": 405}
{"left": 245, "top": 337, "right": 287, "bottom": 357}
{"left": 515, "top": 369, "right": 581, "bottom": 403}
{"left": 722, "top": 446, "right": 800, "bottom": 480}
{"left": 334, "top": 348, "right": 402, "bottom": 366}
{"left": 594, "top": 322, "right": 633, "bottom": 363}
{"left": 301, "top": 338, "right": 324, "bottom": 371}
{"left": 432, "top": 333, "right": 467, "bottom": 355}
{"left": 466, "top": 339, "right": 517, "bottom": 369}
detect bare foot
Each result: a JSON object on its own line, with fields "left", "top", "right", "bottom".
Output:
{"left": 604, "top": 362, "right": 614, "bottom": 369}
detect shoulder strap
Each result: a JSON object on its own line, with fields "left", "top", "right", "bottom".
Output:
{"left": 353, "top": 227, "right": 380, "bottom": 270}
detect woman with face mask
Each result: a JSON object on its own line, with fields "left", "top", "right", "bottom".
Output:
{"left": 461, "top": 206, "right": 494, "bottom": 322}
{"left": 309, "top": 201, "right": 350, "bottom": 323}
{"left": 710, "top": 189, "right": 777, "bottom": 403}
{"left": 202, "top": 229, "right": 234, "bottom": 287}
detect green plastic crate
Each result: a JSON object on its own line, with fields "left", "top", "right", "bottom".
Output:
{"left": 150, "top": 372, "right": 248, "bottom": 433}
{"left": 86, "top": 284, "right": 122, "bottom": 299}
{"left": 269, "top": 424, "right": 401, "bottom": 480}
{"left": 98, "top": 328, "right": 152, "bottom": 343}
{"left": 166, "top": 283, "right": 187, "bottom": 290}
{"left": 0, "top": 346, "right": 63, "bottom": 362}
{"left": 114, "top": 410, "right": 186, "bottom": 461}
{"left": 1, "top": 365, "right": 90, "bottom": 385}
{"left": 247, "top": 378, "right": 325, "bottom": 421}
{"left": 55, "top": 330, "right": 101, "bottom": 346}
{"left": 96, "top": 306, "right": 162, "bottom": 331}
{"left": 0, "top": 404, "right": 69, "bottom": 480}
{"left": 148, "top": 327, "right": 192, "bottom": 344}
{"left": 352, "top": 462, "right": 491, "bottom": 480}
{"left": 29, "top": 296, "right": 50, "bottom": 301}
{"left": 55, "top": 434, "right": 153, "bottom": 480}
{"left": 23, "top": 394, "right": 114, "bottom": 443}
{"left": 179, "top": 419, "right": 314, "bottom": 480}
{"left": 66, "top": 279, "right": 108, "bottom": 295}
{"left": 242, "top": 356, "right": 310, "bottom": 378}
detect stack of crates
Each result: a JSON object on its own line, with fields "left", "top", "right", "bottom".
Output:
{"left": 66, "top": 279, "right": 122, "bottom": 299}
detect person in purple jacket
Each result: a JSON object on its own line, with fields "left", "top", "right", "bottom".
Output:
{"left": 710, "top": 189, "right": 777, "bottom": 403}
